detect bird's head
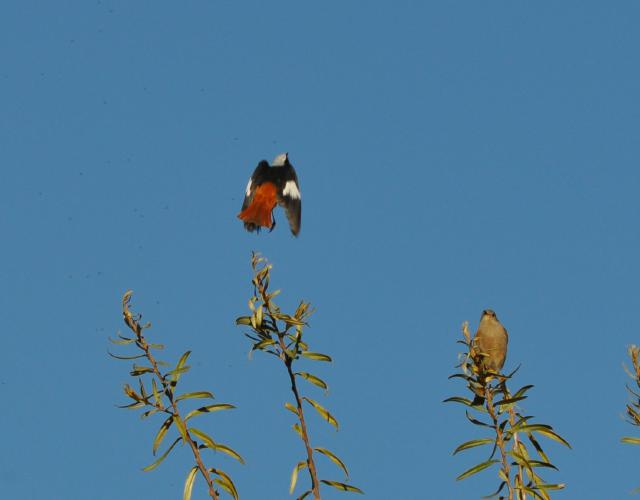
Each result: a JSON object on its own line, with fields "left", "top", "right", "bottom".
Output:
{"left": 482, "top": 309, "right": 497, "bottom": 320}
{"left": 272, "top": 152, "right": 289, "bottom": 167}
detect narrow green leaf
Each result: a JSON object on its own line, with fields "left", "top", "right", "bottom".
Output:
{"left": 621, "top": 437, "right": 640, "bottom": 445}
{"left": 118, "top": 401, "right": 145, "bottom": 410}
{"left": 185, "top": 403, "right": 235, "bottom": 422}
{"left": 148, "top": 343, "right": 165, "bottom": 350}
{"left": 296, "top": 372, "right": 328, "bottom": 390}
{"left": 236, "top": 316, "right": 252, "bottom": 326}
{"left": 130, "top": 366, "right": 154, "bottom": 376}
{"left": 315, "top": 447, "right": 349, "bottom": 478}
{"left": 174, "top": 416, "right": 189, "bottom": 443}
{"left": 301, "top": 352, "right": 332, "bottom": 362}
{"left": 109, "top": 336, "right": 135, "bottom": 345}
{"left": 190, "top": 427, "right": 216, "bottom": 449}
{"left": 123, "top": 384, "right": 142, "bottom": 401}
{"left": 537, "top": 483, "right": 566, "bottom": 490}
{"left": 297, "top": 490, "right": 312, "bottom": 500}
{"left": 303, "top": 397, "right": 339, "bottom": 430}
{"left": 524, "top": 426, "right": 571, "bottom": 448}
{"left": 142, "top": 438, "right": 182, "bottom": 472}
{"left": 456, "top": 459, "right": 499, "bottom": 481}
{"left": 481, "top": 481, "right": 506, "bottom": 499}
{"left": 153, "top": 416, "right": 174, "bottom": 455}
{"left": 443, "top": 396, "right": 472, "bottom": 406}
{"left": 290, "top": 461, "right": 308, "bottom": 494}
{"left": 108, "top": 352, "right": 145, "bottom": 360}
{"left": 255, "top": 305, "right": 263, "bottom": 327}
{"left": 166, "top": 366, "right": 191, "bottom": 378}
{"left": 253, "top": 338, "right": 276, "bottom": 350}
{"left": 465, "top": 411, "right": 492, "bottom": 427}
{"left": 210, "top": 442, "right": 245, "bottom": 464}
{"left": 175, "top": 391, "right": 215, "bottom": 402}
{"left": 512, "top": 384, "right": 535, "bottom": 399}
{"left": 192, "top": 428, "right": 244, "bottom": 464}
{"left": 152, "top": 379, "right": 161, "bottom": 406}
{"left": 320, "top": 480, "right": 363, "bottom": 494}
{"left": 292, "top": 423, "right": 304, "bottom": 439}
{"left": 452, "top": 438, "right": 494, "bottom": 455}
{"left": 210, "top": 468, "right": 239, "bottom": 500}
{"left": 285, "top": 402, "right": 299, "bottom": 416}
{"left": 172, "top": 351, "right": 191, "bottom": 382}
{"left": 183, "top": 466, "right": 198, "bottom": 500}
{"left": 494, "top": 395, "right": 527, "bottom": 407}
{"left": 528, "top": 433, "right": 550, "bottom": 463}
{"left": 141, "top": 408, "right": 160, "bottom": 420}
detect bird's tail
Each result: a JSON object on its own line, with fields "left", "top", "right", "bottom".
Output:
{"left": 238, "top": 183, "right": 277, "bottom": 230}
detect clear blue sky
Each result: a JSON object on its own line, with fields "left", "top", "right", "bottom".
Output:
{"left": 1, "top": 1, "right": 639, "bottom": 499}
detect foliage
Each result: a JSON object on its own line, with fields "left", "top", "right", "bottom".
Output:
{"left": 445, "top": 322, "right": 570, "bottom": 500}
{"left": 236, "top": 253, "right": 362, "bottom": 499}
{"left": 111, "top": 291, "right": 243, "bottom": 500}
{"left": 622, "top": 345, "right": 640, "bottom": 492}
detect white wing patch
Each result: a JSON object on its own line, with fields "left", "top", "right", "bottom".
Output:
{"left": 245, "top": 177, "right": 252, "bottom": 197}
{"left": 282, "top": 180, "right": 301, "bottom": 200}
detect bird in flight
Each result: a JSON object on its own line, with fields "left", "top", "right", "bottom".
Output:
{"left": 238, "top": 153, "right": 301, "bottom": 236}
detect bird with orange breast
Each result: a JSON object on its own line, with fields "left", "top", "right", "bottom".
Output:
{"left": 238, "top": 153, "right": 301, "bottom": 236}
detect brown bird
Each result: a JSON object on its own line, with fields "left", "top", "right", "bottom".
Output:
{"left": 472, "top": 309, "right": 508, "bottom": 405}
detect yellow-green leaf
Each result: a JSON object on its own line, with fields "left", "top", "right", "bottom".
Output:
{"left": 130, "top": 365, "right": 154, "bottom": 376}
{"left": 255, "top": 305, "right": 263, "bottom": 327}
{"left": 172, "top": 351, "right": 191, "bottom": 382}
{"left": 293, "top": 423, "right": 304, "bottom": 439}
{"left": 522, "top": 425, "right": 571, "bottom": 448}
{"left": 174, "top": 416, "right": 189, "bottom": 442}
{"left": 142, "top": 437, "right": 181, "bottom": 472}
{"left": 456, "top": 459, "right": 499, "bottom": 481}
{"left": 296, "top": 372, "right": 328, "bottom": 390}
{"left": 175, "top": 391, "right": 215, "bottom": 402}
{"left": 109, "top": 335, "right": 135, "bottom": 345}
{"left": 108, "top": 352, "right": 145, "bottom": 360}
{"left": 189, "top": 427, "right": 216, "bottom": 449}
{"left": 315, "top": 447, "right": 349, "bottom": 478}
{"left": 622, "top": 436, "right": 640, "bottom": 445}
{"left": 253, "top": 338, "right": 276, "bottom": 350}
{"left": 210, "top": 442, "right": 245, "bottom": 464}
{"left": 211, "top": 468, "right": 239, "bottom": 500}
{"left": 290, "top": 461, "right": 307, "bottom": 494}
{"left": 452, "top": 438, "right": 494, "bottom": 455}
{"left": 284, "top": 402, "right": 299, "bottom": 416}
{"left": 320, "top": 480, "right": 363, "bottom": 494}
{"left": 303, "top": 397, "right": 339, "bottom": 430}
{"left": 185, "top": 403, "right": 235, "bottom": 422}
{"left": 236, "top": 316, "right": 252, "bottom": 326}
{"left": 443, "top": 396, "right": 472, "bottom": 406}
{"left": 183, "top": 466, "right": 198, "bottom": 500}
{"left": 301, "top": 352, "right": 332, "bottom": 362}
{"left": 153, "top": 416, "right": 174, "bottom": 455}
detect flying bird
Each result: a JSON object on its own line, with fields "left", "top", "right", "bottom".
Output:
{"left": 471, "top": 309, "right": 509, "bottom": 405}
{"left": 238, "top": 153, "right": 301, "bottom": 236}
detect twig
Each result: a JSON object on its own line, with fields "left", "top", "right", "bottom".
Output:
{"left": 124, "top": 303, "right": 220, "bottom": 500}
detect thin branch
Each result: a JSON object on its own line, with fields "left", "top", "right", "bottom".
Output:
{"left": 124, "top": 303, "right": 220, "bottom": 500}
{"left": 485, "top": 385, "right": 513, "bottom": 500}
{"left": 253, "top": 263, "right": 321, "bottom": 499}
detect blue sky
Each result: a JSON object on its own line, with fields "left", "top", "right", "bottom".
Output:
{"left": 1, "top": 1, "right": 639, "bottom": 498}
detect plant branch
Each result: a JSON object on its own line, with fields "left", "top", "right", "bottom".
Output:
{"left": 124, "top": 300, "right": 220, "bottom": 500}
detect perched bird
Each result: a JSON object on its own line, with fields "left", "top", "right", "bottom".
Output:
{"left": 471, "top": 309, "right": 509, "bottom": 405}
{"left": 237, "top": 153, "right": 301, "bottom": 236}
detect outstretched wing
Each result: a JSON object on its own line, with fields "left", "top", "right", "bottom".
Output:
{"left": 276, "top": 163, "right": 302, "bottom": 236}
{"left": 240, "top": 160, "right": 270, "bottom": 232}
